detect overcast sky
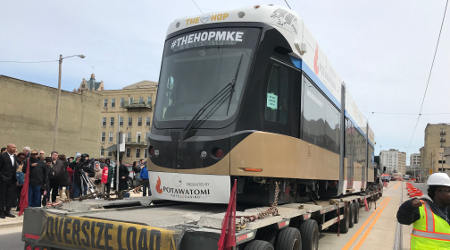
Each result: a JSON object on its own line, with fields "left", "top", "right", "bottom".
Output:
{"left": 1, "top": 0, "right": 450, "bottom": 160}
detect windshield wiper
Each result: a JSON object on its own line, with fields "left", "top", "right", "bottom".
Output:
{"left": 181, "top": 54, "right": 244, "bottom": 140}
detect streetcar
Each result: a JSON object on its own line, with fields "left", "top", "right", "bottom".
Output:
{"left": 147, "top": 5, "right": 376, "bottom": 205}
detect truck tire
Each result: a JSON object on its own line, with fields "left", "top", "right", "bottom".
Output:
{"left": 353, "top": 202, "right": 360, "bottom": 224}
{"left": 275, "top": 227, "right": 302, "bottom": 250}
{"left": 339, "top": 206, "right": 350, "bottom": 233}
{"left": 299, "top": 219, "right": 319, "bottom": 250}
{"left": 349, "top": 203, "right": 354, "bottom": 228}
{"left": 244, "top": 240, "right": 274, "bottom": 250}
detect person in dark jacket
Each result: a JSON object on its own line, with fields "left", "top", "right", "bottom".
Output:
{"left": 119, "top": 163, "right": 129, "bottom": 192}
{"left": 41, "top": 157, "right": 52, "bottom": 206}
{"left": 72, "top": 154, "right": 94, "bottom": 198}
{"left": 0, "top": 144, "right": 18, "bottom": 218}
{"left": 53, "top": 155, "right": 70, "bottom": 202}
{"left": 24, "top": 150, "right": 48, "bottom": 207}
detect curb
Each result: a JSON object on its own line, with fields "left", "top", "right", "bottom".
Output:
{"left": 0, "top": 220, "right": 23, "bottom": 229}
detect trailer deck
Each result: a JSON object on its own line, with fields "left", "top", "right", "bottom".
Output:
{"left": 22, "top": 191, "right": 381, "bottom": 250}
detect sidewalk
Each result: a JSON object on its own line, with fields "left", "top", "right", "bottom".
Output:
{"left": 0, "top": 210, "right": 24, "bottom": 229}
{"left": 0, "top": 190, "right": 147, "bottom": 229}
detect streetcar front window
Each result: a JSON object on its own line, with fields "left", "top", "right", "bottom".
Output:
{"left": 154, "top": 28, "right": 259, "bottom": 128}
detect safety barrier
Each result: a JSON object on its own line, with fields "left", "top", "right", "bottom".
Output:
{"left": 405, "top": 182, "right": 423, "bottom": 198}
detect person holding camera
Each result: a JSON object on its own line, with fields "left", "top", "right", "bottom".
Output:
{"left": 72, "top": 153, "right": 93, "bottom": 198}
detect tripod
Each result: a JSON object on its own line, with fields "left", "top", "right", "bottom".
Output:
{"left": 79, "top": 169, "right": 100, "bottom": 200}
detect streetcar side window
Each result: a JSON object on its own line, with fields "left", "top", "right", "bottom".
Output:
{"left": 301, "top": 75, "right": 340, "bottom": 153}
{"left": 264, "top": 63, "right": 289, "bottom": 124}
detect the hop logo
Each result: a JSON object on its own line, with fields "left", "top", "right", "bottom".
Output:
{"left": 171, "top": 40, "right": 177, "bottom": 49}
{"left": 314, "top": 46, "right": 319, "bottom": 75}
{"left": 156, "top": 176, "right": 163, "bottom": 194}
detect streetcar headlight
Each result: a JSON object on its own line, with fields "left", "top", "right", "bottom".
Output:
{"left": 212, "top": 147, "right": 224, "bottom": 159}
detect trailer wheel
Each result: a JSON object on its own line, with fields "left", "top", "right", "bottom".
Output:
{"left": 353, "top": 202, "right": 360, "bottom": 224}
{"left": 349, "top": 203, "right": 354, "bottom": 228}
{"left": 275, "top": 227, "right": 302, "bottom": 250}
{"left": 299, "top": 219, "right": 319, "bottom": 250}
{"left": 244, "top": 240, "right": 274, "bottom": 250}
{"left": 339, "top": 206, "right": 350, "bottom": 233}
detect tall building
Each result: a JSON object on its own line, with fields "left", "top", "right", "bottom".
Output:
{"left": 421, "top": 123, "right": 450, "bottom": 175}
{"left": 380, "top": 149, "right": 406, "bottom": 174}
{"left": 408, "top": 153, "right": 421, "bottom": 178}
{"left": 0, "top": 75, "right": 101, "bottom": 156}
{"left": 98, "top": 80, "right": 158, "bottom": 164}
{"left": 410, "top": 153, "right": 421, "bottom": 168}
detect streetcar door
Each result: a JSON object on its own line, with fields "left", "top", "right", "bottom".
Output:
{"left": 263, "top": 60, "right": 300, "bottom": 138}
{"left": 345, "top": 118, "right": 354, "bottom": 190}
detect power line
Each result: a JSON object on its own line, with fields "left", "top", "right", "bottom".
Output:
{"left": 407, "top": 0, "right": 449, "bottom": 151}
{"left": 190, "top": 0, "right": 203, "bottom": 14}
{"left": 0, "top": 59, "right": 58, "bottom": 63}
{"left": 370, "top": 112, "right": 450, "bottom": 116}
{"left": 283, "top": 0, "right": 292, "bottom": 9}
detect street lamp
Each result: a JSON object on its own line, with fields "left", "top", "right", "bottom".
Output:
{"left": 52, "top": 54, "right": 86, "bottom": 150}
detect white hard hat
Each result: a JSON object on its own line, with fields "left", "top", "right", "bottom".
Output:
{"left": 427, "top": 173, "right": 450, "bottom": 187}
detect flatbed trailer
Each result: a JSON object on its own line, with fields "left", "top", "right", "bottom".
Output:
{"left": 22, "top": 190, "right": 381, "bottom": 250}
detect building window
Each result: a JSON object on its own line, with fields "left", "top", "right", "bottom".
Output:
{"left": 147, "top": 96, "right": 152, "bottom": 105}
{"left": 102, "top": 117, "right": 106, "bottom": 127}
{"left": 129, "top": 97, "right": 134, "bottom": 104}
{"left": 136, "top": 148, "right": 141, "bottom": 158}
{"left": 111, "top": 98, "right": 115, "bottom": 108}
{"left": 127, "top": 132, "right": 131, "bottom": 142}
{"left": 144, "top": 148, "right": 148, "bottom": 158}
{"left": 139, "top": 96, "right": 144, "bottom": 104}
{"left": 138, "top": 117, "right": 142, "bottom": 126}
{"left": 109, "top": 132, "right": 113, "bottom": 142}
{"left": 126, "top": 148, "right": 131, "bottom": 157}
{"left": 104, "top": 98, "right": 108, "bottom": 108}
{"left": 101, "top": 132, "right": 105, "bottom": 142}
{"left": 100, "top": 147, "right": 104, "bottom": 156}
{"left": 128, "top": 117, "right": 132, "bottom": 126}
{"left": 137, "top": 132, "right": 141, "bottom": 143}
{"left": 120, "top": 98, "right": 125, "bottom": 107}
{"left": 110, "top": 117, "right": 114, "bottom": 126}
{"left": 108, "top": 151, "right": 112, "bottom": 157}
{"left": 146, "top": 117, "right": 150, "bottom": 126}
{"left": 119, "top": 116, "right": 123, "bottom": 127}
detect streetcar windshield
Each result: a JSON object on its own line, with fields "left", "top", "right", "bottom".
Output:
{"left": 154, "top": 27, "right": 259, "bottom": 128}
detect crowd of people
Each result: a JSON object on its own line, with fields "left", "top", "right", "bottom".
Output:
{"left": 0, "top": 143, "right": 150, "bottom": 219}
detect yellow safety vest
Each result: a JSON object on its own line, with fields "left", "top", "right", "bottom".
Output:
{"left": 411, "top": 200, "right": 450, "bottom": 250}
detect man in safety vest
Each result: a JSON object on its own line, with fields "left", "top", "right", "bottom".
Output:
{"left": 397, "top": 173, "right": 450, "bottom": 249}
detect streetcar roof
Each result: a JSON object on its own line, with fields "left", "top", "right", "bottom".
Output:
{"left": 167, "top": 4, "right": 372, "bottom": 142}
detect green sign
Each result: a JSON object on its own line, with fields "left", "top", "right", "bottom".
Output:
{"left": 266, "top": 93, "right": 278, "bottom": 110}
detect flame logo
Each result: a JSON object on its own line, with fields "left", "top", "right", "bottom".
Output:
{"left": 314, "top": 46, "right": 319, "bottom": 75}
{"left": 156, "top": 176, "right": 163, "bottom": 194}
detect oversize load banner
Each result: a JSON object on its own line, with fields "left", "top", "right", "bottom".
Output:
{"left": 149, "top": 171, "right": 231, "bottom": 204}
{"left": 40, "top": 213, "right": 177, "bottom": 250}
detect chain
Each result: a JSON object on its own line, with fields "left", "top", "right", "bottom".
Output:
{"left": 236, "top": 181, "right": 280, "bottom": 231}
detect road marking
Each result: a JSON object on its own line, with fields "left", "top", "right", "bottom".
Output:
{"left": 341, "top": 198, "right": 389, "bottom": 250}
{"left": 353, "top": 197, "right": 392, "bottom": 250}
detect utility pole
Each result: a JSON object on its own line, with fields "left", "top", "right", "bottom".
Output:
{"left": 116, "top": 114, "right": 121, "bottom": 193}
{"left": 52, "top": 54, "right": 63, "bottom": 150}
{"left": 52, "top": 54, "right": 85, "bottom": 150}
